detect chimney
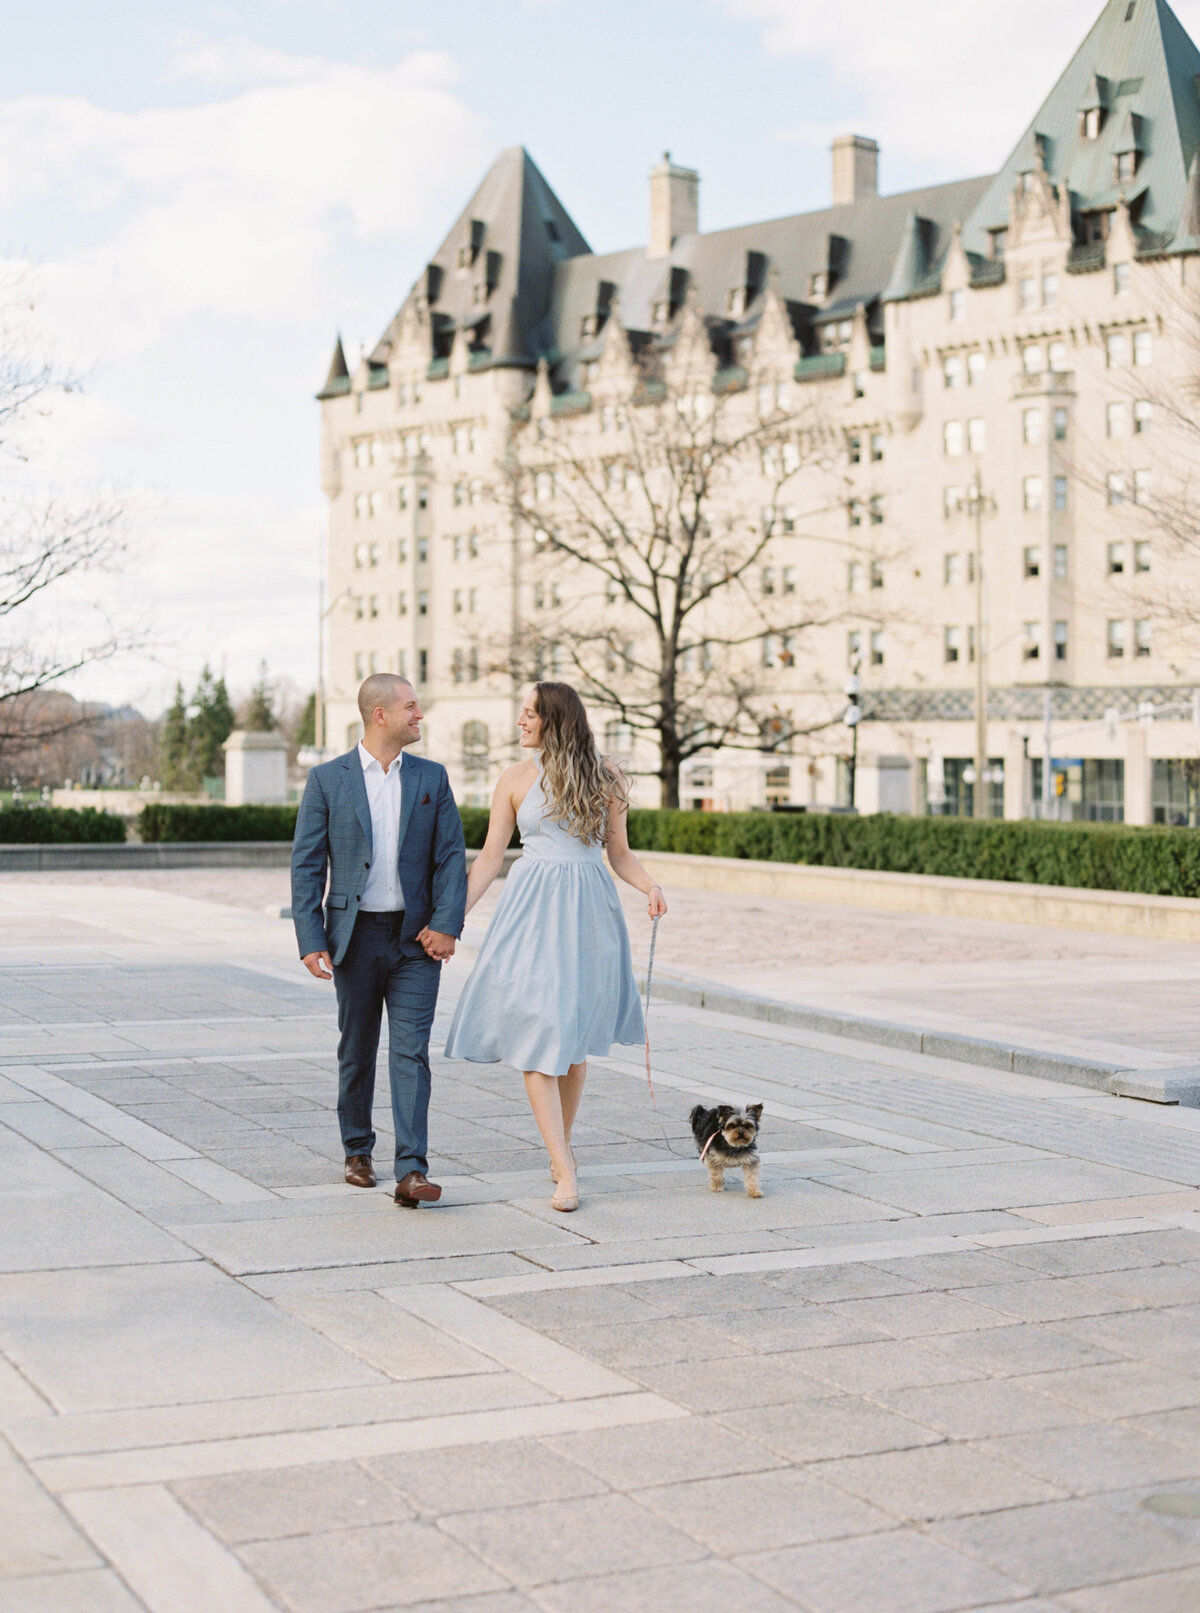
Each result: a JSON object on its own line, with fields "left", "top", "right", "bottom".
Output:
{"left": 648, "top": 152, "right": 699, "bottom": 258}
{"left": 832, "top": 135, "right": 879, "bottom": 207}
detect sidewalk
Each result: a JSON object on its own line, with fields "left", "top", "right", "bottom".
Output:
{"left": 4, "top": 874, "right": 1200, "bottom": 1610}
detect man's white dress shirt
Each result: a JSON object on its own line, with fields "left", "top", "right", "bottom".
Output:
{"left": 357, "top": 742, "right": 406, "bottom": 911}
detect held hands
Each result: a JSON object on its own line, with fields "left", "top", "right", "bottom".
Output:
{"left": 301, "top": 951, "right": 333, "bottom": 980}
{"left": 417, "top": 927, "right": 457, "bottom": 960}
{"left": 646, "top": 884, "right": 668, "bottom": 919}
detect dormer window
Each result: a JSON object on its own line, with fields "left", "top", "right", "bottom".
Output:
{"left": 1116, "top": 149, "right": 1138, "bottom": 183}
{"left": 580, "top": 312, "right": 600, "bottom": 338}
{"left": 1020, "top": 170, "right": 1036, "bottom": 194}
{"left": 1080, "top": 209, "right": 1110, "bottom": 244}
{"left": 1083, "top": 107, "right": 1102, "bottom": 140}
{"left": 652, "top": 300, "right": 671, "bottom": 328}
{"left": 727, "top": 285, "right": 747, "bottom": 317}
{"left": 809, "top": 270, "right": 829, "bottom": 299}
{"left": 989, "top": 228, "right": 1008, "bottom": 260}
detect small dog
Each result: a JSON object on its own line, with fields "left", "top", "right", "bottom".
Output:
{"left": 690, "top": 1103, "right": 763, "bottom": 1198}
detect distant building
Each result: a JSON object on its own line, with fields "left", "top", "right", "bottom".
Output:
{"left": 318, "top": 0, "right": 1200, "bottom": 823}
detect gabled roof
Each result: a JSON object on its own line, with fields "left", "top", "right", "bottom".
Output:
{"left": 963, "top": 0, "right": 1200, "bottom": 254}
{"left": 371, "top": 146, "right": 590, "bottom": 372}
{"left": 316, "top": 335, "right": 350, "bottom": 399}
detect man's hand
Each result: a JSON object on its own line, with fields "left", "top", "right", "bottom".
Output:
{"left": 301, "top": 950, "right": 333, "bottom": 980}
{"left": 416, "top": 928, "right": 456, "bottom": 961}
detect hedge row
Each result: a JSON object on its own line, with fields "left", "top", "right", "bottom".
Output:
{"left": 0, "top": 805, "right": 126, "bottom": 844}
{"left": 625, "top": 809, "right": 1200, "bottom": 898}
{"left": 138, "top": 801, "right": 500, "bottom": 847}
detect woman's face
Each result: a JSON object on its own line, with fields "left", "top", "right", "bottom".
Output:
{"left": 517, "top": 690, "right": 543, "bottom": 748}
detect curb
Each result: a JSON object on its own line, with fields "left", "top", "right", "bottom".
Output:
{"left": 644, "top": 973, "right": 1200, "bottom": 1106}
{"left": 0, "top": 841, "right": 294, "bottom": 871}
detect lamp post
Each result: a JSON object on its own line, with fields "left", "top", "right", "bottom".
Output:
{"left": 967, "top": 473, "right": 994, "bottom": 819}
{"left": 844, "top": 662, "right": 862, "bottom": 810}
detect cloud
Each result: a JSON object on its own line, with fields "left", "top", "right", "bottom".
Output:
{"left": 723, "top": 0, "right": 1130, "bottom": 178}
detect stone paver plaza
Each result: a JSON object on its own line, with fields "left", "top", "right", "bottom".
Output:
{"left": 5, "top": 878, "right": 1200, "bottom": 1611}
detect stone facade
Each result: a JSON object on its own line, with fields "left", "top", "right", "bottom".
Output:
{"left": 317, "top": 0, "right": 1200, "bottom": 824}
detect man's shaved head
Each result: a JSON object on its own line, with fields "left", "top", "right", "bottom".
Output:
{"left": 357, "top": 674, "right": 414, "bottom": 725}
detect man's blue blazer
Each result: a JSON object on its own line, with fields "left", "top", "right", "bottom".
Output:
{"left": 290, "top": 748, "right": 467, "bottom": 966}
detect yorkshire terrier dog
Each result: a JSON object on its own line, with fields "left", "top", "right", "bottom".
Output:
{"left": 690, "top": 1103, "right": 763, "bottom": 1197}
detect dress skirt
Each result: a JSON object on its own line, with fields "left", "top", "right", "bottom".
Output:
{"left": 444, "top": 855, "right": 645, "bottom": 1077}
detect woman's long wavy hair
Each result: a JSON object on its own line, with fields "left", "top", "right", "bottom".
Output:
{"left": 534, "top": 682, "right": 624, "bottom": 844}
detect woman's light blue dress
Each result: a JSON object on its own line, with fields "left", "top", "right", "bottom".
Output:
{"left": 444, "top": 766, "right": 645, "bottom": 1076}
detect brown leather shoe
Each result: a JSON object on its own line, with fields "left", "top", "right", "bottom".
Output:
{"left": 344, "top": 1154, "right": 376, "bottom": 1188}
{"left": 394, "top": 1170, "right": 442, "bottom": 1208}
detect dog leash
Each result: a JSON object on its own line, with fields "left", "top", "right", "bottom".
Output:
{"left": 641, "top": 912, "right": 696, "bottom": 1160}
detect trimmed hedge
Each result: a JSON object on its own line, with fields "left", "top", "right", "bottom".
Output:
{"left": 139, "top": 803, "right": 298, "bottom": 842}
{"left": 625, "top": 809, "right": 1200, "bottom": 899}
{"left": 138, "top": 801, "right": 506, "bottom": 849}
{"left": 0, "top": 805, "right": 126, "bottom": 844}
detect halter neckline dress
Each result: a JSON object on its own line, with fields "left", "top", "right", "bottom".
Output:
{"left": 444, "top": 764, "right": 644, "bottom": 1076}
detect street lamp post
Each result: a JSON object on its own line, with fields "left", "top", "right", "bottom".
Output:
{"left": 968, "top": 473, "right": 993, "bottom": 820}
{"left": 844, "top": 663, "right": 862, "bottom": 810}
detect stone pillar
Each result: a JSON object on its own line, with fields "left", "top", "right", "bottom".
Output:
{"left": 223, "top": 731, "right": 289, "bottom": 806}
{"left": 1124, "top": 722, "right": 1152, "bottom": 825}
{"left": 1003, "top": 727, "right": 1027, "bottom": 820}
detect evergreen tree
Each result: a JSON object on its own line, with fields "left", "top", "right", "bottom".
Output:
{"left": 158, "top": 682, "right": 193, "bottom": 789}
{"left": 293, "top": 691, "right": 317, "bottom": 749}
{"left": 189, "top": 666, "right": 235, "bottom": 782}
{"left": 243, "top": 662, "right": 277, "bottom": 731}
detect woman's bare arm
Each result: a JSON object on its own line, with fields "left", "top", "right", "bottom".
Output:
{"left": 463, "top": 765, "right": 524, "bottom": 915}
{"left": 604, "top": 773, "right": 667, "bottom": 918}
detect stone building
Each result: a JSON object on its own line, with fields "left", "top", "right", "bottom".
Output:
{"left": 317, "top": 0, "right": 1200, "bottom": 824}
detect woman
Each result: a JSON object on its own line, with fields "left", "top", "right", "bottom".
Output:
{"left": 444, "top": 682, "right": 667, "bottom": 1211}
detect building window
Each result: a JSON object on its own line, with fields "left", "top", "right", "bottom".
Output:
{"left": 847, "top": 560, "right": 865, "bottom": 592}
{"left": 417, "top": 537, "right": 429, "bottom": 562}
{"left": 1023, "top": 408, "right": 1042, "bottom": 445}
{"left": 1083, "top": 106, "right": 1102, "bottom": 140}
{"left": 1134, "top": 399, "right": 1153, "bottom": 433}
{"left": 944, "top": 552, "right": 962, "bottom": 586}
{"left": 847, "top": 433, "right": 862, "bottom": 465}
{"left": 777, "top": 565, "right": 796, "bottom": 594}
{"left": 1022, "top": 621, "right": 1042, "bottom": 661}
{"left": 944, "top": 355, "right": 964, "bottom": 389}
{"left": 398, "top": 591, "right": 408, "bottom": 616}
{"left": 944, "top": 421, "right": 965, "bottom": 457}
{"left": 1114, "top": 261, "right": 1131, "bottom": 295}
{"left": 1107, "top": 401, "right": 1128, "bottom": 437}
{"left": 1053, "top": 408, "right": 1068, "bottom": 441}
{"left": 453, "top": 588, "right": 463, "bottom": 615}
{"left": 944, "top": 625, "right": 962, "bottom": 663}
{"left": 1135, "top": 540, "right": 1151, "bottom": 573}
{"left": 848, "top": 500, "right": 863, "bottom": 529}
{"left": 418, "top": 649, "right": 428, "bottom": 683}
{"left": 1133, "top": 469, "right": 1152, "bottom": 505}
{"left": 1106, "top": 332, "right": 1130, "bottom": 367}
{"left": 949, "top": 288, "right": 966, "bottom": 321}
{"left": 1133, "top": 329, "right": 1153, "bottom": 365}
{"left": 989, "top": 227, "right": 1008, "bottom": 259}
{"left": 354, "top": 493, "right": 368, "bottom": 520}
{"left": 1054, "top": 620, "right": 1068, "bottom": 661}
{"left": 417, "top": 589, "right": 428, "bottom": 615}
{"left": 1107, "top": 619, "right": 1126, "bottom": 658}
{"left": 368, "top": 595, "right": 379, "bottom": 619}
{"left": 368, "top": 651, "right": 381, "bottom": 674}
{"left": 1042, "top": 273, "right": 1059, "bottom": 308}
{"left": 1107, "top": 541, "right": 1125, "bottom": 575}
{"left": 968, "top": 418, "right": 985, "bottom": 453}
{"left": 1106, "top": 473, "right": 1126, "bottom": 507}
{"left": 1054, "top": 543, "right": 1069, "bottom": 579}
{"left": 1019, "top": 275, "right": 1038, "bottom": 312}
{"left": 369, "top": 490, "right": 383, "bottom": 518}
{"left": 1116, "top": 150, "right": 1137, "bottom": 184}
{"left": 1048, "top": 340, "right": 1068, "bottom": 373}
{"left": 870, "top": 630, "right": 884, "bottom": 666}
{"left": 1023, "top": 476, "right": 1043, "bottom": 512}
{"left": 417, "top": 487, "right": 429, "bottom": 511}
{"left": 1054, "top": 476, "right": 1068, "bottom": 511}
{"left": 852, "top": 370, "right": 867, "bottom": 399}
{"left": 967, "top": 351, "right": 986, "bottom": 386}
{"left": 1022, "top": 343, "right": 1045, "bottom": 375}
{"left": 847, "top": 630, "right": 862, "bottom": 667}
{"left": 870, "top": 432, "right": 885, "bottom": 462}
{"left": 944, "top": 486, "right": 965, "bottom": 518}
{"left": 354, "top": 652, "right": 365, "bottom": 680}
{"left": 870, "top": 560, "right": 884, "bottom": 589}
{"left": 354, "top": 542, "right": 367, "bottom": 569}
{"left": 1024, "top": 545, "right": 1041, "bottom": 578}
{"left": 762, "top": 566, "right": 775, "bottom": 596}
{"left": 1135, "top": 618, "right": 1152, "bottom": 658}
{"left": 869, "top": 496, "right": 884, "bottom": 526}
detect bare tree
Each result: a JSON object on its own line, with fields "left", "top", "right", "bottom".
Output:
{"left": 0, "top": 270, "right": 134, "bottom": 763}
{"left": 497, "top": 314, "right": 895, "bottom": 807}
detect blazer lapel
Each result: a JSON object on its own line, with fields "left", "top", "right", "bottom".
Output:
{"left": 339, "top": 751, "right": 373, "bottom": 849}
{"left": 398, "top": 753, "right": 420, "bottom": 851}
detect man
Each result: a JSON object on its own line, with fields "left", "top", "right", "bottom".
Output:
{"left": 291, "top": 675, "right": 467, "bottom": 1206}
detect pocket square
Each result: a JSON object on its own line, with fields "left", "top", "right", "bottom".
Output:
{"left": 421, "top": 792, "right": 431, "bottom": 805}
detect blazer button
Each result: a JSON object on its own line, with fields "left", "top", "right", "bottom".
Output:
{"left": 364, "top": 861, "right": 370, "bottom": 868}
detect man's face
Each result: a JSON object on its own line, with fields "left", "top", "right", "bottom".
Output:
{"left": 374, "top": 685, "right": 422, "bottom": 747}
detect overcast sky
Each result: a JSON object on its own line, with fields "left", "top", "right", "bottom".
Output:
{"left": 5, "top": 0, "right": 1195, "bottom": 715}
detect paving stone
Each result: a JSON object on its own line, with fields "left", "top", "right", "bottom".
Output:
{"left": 276, "top": 1292, "right": 498, "bottom": 1380}
{"left": 374, "top": 1596, "right": 538, "bottom": 1613}
{"left": 986, "top": 1424, "right": 1200, "bottom": 1492}
{"left": 614, "top": 1274, "right": 796, "bottom": 1316}
{"left": 719, "top": 1394, "right": 943, "bottom": 1462}
{"left": 544, "top": 1416, "right": 783, "bottom": 1489}
{"left": 932, "top": 1498, "right": 1200, "bottom": 1593}
{"left": 484, "top": 1287, "right": 663, "bottom": 1330}
{"left": 625, "top": 1351, "right": 829, "bottom": 1412}
{"left": 238, "top": 1520, "right": 508, "bottom": 1611}
{"left": 815, "top": 1441, "right": 1063, "bottom": 1521}
{"left": 784, "top": 1337, "right": 986, "bottom": 1394}
{"left": 0, "top": 1569, "right": 145, "bottom": 1612}
{"left": 1051, "top": 1303, "right": 1200, "bottom": 1364}
{"left": 551, "top": 1317, "right": 752, "bottom": 1369}
{"left": 532, "top": 1559, "right": 797, "bottom": 1613}
{"left": 174, "top": 1459, "right": 413, "bottom": 1542}
{"left": 874, "top": 1379, "right": 1095, "bottom": 1440}
{"left": 1011, "top": 1359, "right": 1200, "bottom": 1419}
{"left": 819, "top": 1289, "right": 1011, "bottom": 1338}
{"left": 867, "top": 1250, "right": 1030, "bottom": 1289}
{"left": 920, "top": 1322, "right": 1120, "bottom": 1378}
{"left": 1081, "top": 1265, "right": 1200, "bottom": 1306}
{"left": 0, "top": 1436, "right": 98, "bottom": 1577}
{"left": 739, "top": 1527, "right": 1027, "bottom": 1613}
{"left": 1134, "top": 1404, "right": 1200, "bottom": 1446}
{"left": 365, "top": 1440, "right": 606, "bottom": 1515}
{"left": 701, "top": 1302, "right": 890, "bottom": 1352}
{"left": 985, "top": 1239, "right": 1161, "bottom": 1278}
{"left": 633, "top": 1465, "right": 893, "bottom": 1553}
{"left": 1058, "top": 1567, "right": 1200, "bottom": 1612}
{"left": 758, "top": 1263, "right": 924, "bottom": 1303}
{"left": 438, "top": 1493, "right": 705, "bottom": 1586}
{"left": 954, "top": 1276, "right": 1143, "bottom": 1324}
